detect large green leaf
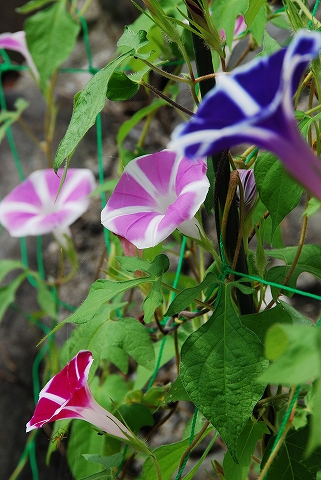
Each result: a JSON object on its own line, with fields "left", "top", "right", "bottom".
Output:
{"left": 254, "top": 152, "right": 303, "bottom": 235}
{"left": 262, "top": 424, "right": 321, "bottom": 480}
{"left": 25, "top": 1, "right": 80, "bottom": 89}
{"left": 61, "top": 313, "right": 155, "bottom": 373}
{"left": 180, "top": 285, "right": 268, "bottom": 457}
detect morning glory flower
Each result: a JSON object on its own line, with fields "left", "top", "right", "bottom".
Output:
{"left": 101, "top": 150, "right": 209, "bottom": 249}
{"left": 0, "top": 168, "right": 95, "bottom": 246}
{"left": 26, "top": 350, "right": 132, "bottom": 441}
{"left": 169, "top": 30, "right": 321, "bottom": 200}
{"left": 0, "top": 31, "right": 39, "bottom": 80}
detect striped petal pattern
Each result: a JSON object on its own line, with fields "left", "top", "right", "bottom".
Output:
{"left": 0, "top": 31, "right": 39, "bottom": 80}
{"left": 0, "top": 169, "right": 95, "bottom": 238}
{"left": 169, "top": 30, "right": 321, "bottom": 200}
{"left": 26, "top": 350, "right": 131, "bottom": 440}
{"left": 101, "top": 150, "right": 209, "bottom": 248}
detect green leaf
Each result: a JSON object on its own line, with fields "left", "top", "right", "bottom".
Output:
{"left": 61, "top": 312, "right": 155, "bottom": 373}
{"left": 106, "top": 71, "right": 139, "bottom": 101}
{"left": 254, "top": 152, "right": 303, "bottom": 234}
{"left": 16, "top": 0, "right": 54, "bottom": 13}
{"left": 36, "top": 282, "right": 56, "bottom": 318}
{"left": 0, "top": 273, "right": 28, "bottom": 324}
{"left": 117, "top": 27, "right": 150, "bottom": 54}
{"left": 82, "top": 452, "right": 123, "bottom": 478}
{"left": 116, "top": 254, "right": 169, "bottom": 277}
{"left": 266, "top": 245, "right": 321, "bottom": 294}
{"left": 259, "top": 324, "right": 320, "bottom": 385}
{"left": 0, "top": 99, "right": 29, "bottom": 143}
{"left": 54, "top": 51, "right": 132, "bottom": 171}
{"left": 67, "top": 420, "right": 119, "bottom": 480}
{"left": 165, "top": 272, "right": 217, "bottom": 316}
{"left": 142, "top": 437, "right": 191, "bottom": 480}
{"left": 63, "top": 277, "right": 151, "bottom": 325}
{"left": 165, "top": 375, "right": 191, "bottom": 403}
{"left": 249, "top": 1, "right": 267, "bottom": 46}
{"left": 25, "top": 2, "right": 80, "bottom": 89}
{"left": 92, "top": 374, "right": 128, "bottom": 412}
{"left": 224, "top": 419, "right": 269, "bottom": 480}
{"left": 134, "top": 331, "right": 189, "bottom": 389}
{"left": 307, "top": 328, "right": 321, "bottom": 455}
{"left": 241, "top": 303, "right": 292, "bottom": 343}
{"left": 258, "top": 31, "right": 281, "bottom": 57}
{"left": 307, "top": 376, "right": 321, "bottom": 455}
{"left": 181, "top": 435, "right": 217, "bottom": 480}
{"left": 180, "top": 285, "right": 268, "bottom": 457}
{"left": 262, "top": 424, "right": 321, "bottom": 480}
{"left": 245, "top": 0, "right": 266, "bottom": 27}
{"left": 211, "top": 0, "right": 249, "bottom": 49}
{"left": 143, "top": 279, "right": 163, "bottom": 323}
{"left": 279, "top": 300, "right": 313, "bottom": 326}
{"left": 118, "top": 403, "right": 154, "bottom": 433}
{"left": 304, "top": 197, "right": 321, "bottom": 217}
{"left": 0, "top": 259, "right": 25, "bottom": 283}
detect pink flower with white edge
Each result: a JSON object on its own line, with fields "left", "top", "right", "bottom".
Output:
{"left": 101, "top": 150, "right": 209, "bottom": 249}
{"left": 0, "top": 169, "right": 95, "bottom": 246}
{"left": 0, "top": 31, "right": 39, "bottom": 80}
{"left": 26, "top": 350, "right": 132, "bottom": 441}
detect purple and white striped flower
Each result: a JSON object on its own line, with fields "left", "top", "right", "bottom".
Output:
{"left": 0, "top": 169, "right": 95, "bottom": 245}
{"left": 169, "top": 30, "right": 321, "bottom": 200}
{"left": 0, "top": 31, "right": 38, "bottom": 80}
{"left": 101, "top": 150, "right": 209, "bottom": 249}
{"left": 26, "top": 350, "right": 132, "bottom": 440}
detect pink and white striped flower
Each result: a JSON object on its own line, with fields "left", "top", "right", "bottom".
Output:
{"left": 0, "top": 31, "right": 39, "bottom": 80}
{"left": 101, "top": 150, "right": 209, "bottom": 249}
{"left": 26, "top": 350, "right": 132, "bottom": 440}
{"left": 0, "top": 169, "right": 95, "bottom": 245}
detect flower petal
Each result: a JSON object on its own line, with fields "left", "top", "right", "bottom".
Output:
{"left": 0, "top": 168, "right": 96, "bottom": 237}
{"left": 101, "top": 150, "right": 209, "bottom": 248}
{"left": 0, "top": 31, "right": 39, "bottom": 79}
{"left": 169, "top": 30, "right": 321, "bottom": 200}
{"left": 26, "top": 350, "right": 132, "bottom": 440}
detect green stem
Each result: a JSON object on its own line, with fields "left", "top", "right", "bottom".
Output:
{"left": 188, "top": 1, "right": 254, "bottom": 314}
{"left": 140, "top": 80, "right": 193, "bottom": 116}
{"left": 151, "top": 455, "right": 162, "bottom": 480}
{"left": 136, "top": 57, "right": 191, "bottom": 84}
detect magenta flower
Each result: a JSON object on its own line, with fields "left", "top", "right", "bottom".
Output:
{"left": 0, "top": 31, "right": 38, "bottom": 80}
{"left": 0, "top": 169, "right": 95, "bottom": 246}
{"left": 169, "top": 30, "right": 321, "bottom": 201}
{"left": 26, "top": 350, "right": 132, "bottom": 440}
{"left": 101, "top": 150, "right": 209, "bottom": 248}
